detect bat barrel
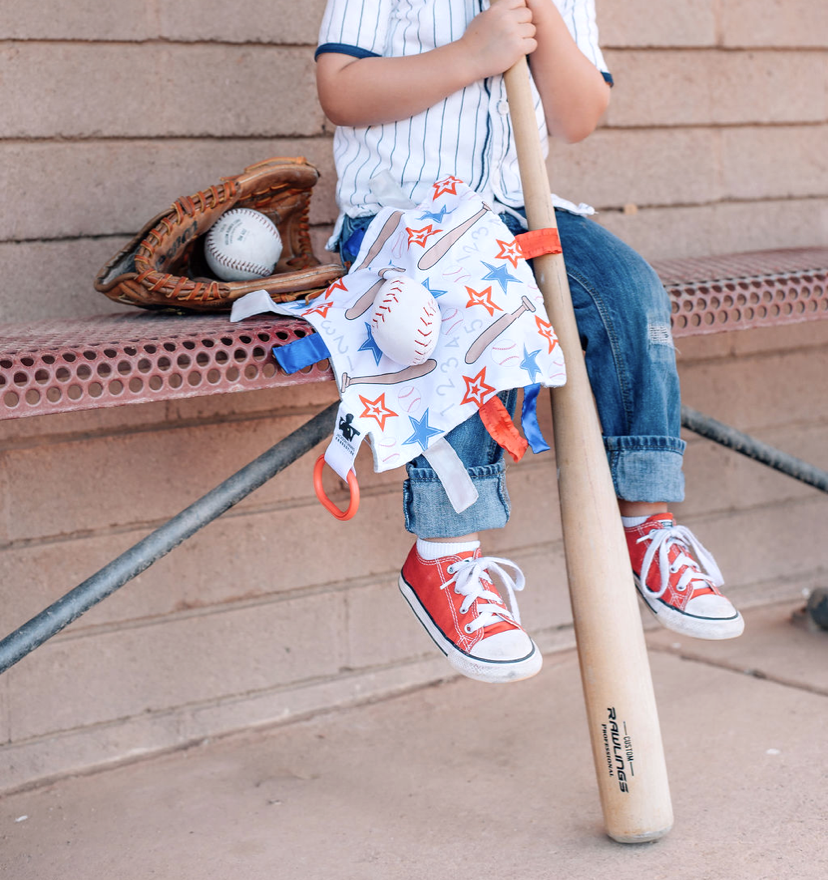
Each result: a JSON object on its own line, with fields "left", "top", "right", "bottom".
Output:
{"left": 503, "top": 56, "right": 673, "bottom": 842}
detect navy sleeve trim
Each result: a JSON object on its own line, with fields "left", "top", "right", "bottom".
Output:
{"left": 315, "top": 43, "right": 381, "bottom": 61}
{"left": 602, "top": 71, "right": 614, "bottom": 87}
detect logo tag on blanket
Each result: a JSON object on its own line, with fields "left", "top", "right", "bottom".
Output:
{"left": 232, "top": 177, "right": 566, "bottom": 489}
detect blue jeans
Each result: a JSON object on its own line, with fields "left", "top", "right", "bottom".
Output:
{"left": 338, "top": 208, "right": 686, "bottom": 538}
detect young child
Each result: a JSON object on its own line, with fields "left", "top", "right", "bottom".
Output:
{"left": 315, "top": 0, "right": 744, "bottom": 684}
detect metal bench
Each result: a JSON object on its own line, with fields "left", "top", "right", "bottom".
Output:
{"left": 2, "top": 247, "right": 827, "bottom": 421}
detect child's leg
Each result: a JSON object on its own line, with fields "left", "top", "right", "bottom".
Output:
{"left": 555, "top": 210, "right": 743, "bottom": 639}
{"left": 399, "top": 390, "right": 543, "bottom": 683}
{"left": 402, "top": 389, "right": 518, "bottom": 538}
{"left": 555, "top": 209, "right": 685, "bottom": 500}
{"left": 337, "top": 216, "right": 541, "bottom": 680}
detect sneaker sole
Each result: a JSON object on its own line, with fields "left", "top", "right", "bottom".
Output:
{"left": 398, "top": 574, "right": 543, "bottom": 684}
{"left": 634, "top": 575, "right": 745, "bottom": 640}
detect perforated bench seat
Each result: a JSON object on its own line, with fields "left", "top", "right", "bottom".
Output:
{"left": 1, "top": 247, "right": 826, "bottom": 421}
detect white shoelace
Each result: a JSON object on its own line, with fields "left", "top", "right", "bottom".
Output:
{"left": 636, "top": 524, "right": 724, "bottom": 600}
{"left": 444, "top": 556, "right": 526, "bottom": 635}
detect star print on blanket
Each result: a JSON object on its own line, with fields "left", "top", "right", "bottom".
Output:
{"left": 231, "top": 177, "right": 566, "bottom": 512}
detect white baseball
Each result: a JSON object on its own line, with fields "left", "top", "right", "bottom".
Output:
{"left": 369, "top": 276, "right": 440, "bottom": 366}
{"left": 204, "top": 208, "right": 282, "bottom": 282}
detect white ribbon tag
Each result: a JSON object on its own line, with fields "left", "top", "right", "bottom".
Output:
{"left": 229, "top": 289, "right": 284, "bottom": 322}
{"left": 324, "top": 402, "right": 364, "bottom": 481}
{"left": 422, "top": 438, "right": 479, "bottom": 513}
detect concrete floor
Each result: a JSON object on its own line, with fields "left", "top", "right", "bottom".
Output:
{"left": 2, "top": 598, "right": 827, "bottom": 880}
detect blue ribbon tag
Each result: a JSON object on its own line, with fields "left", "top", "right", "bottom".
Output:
{"left": 272, "top": 333, "right": 331, "bottom": 374}
{"left": 521, "top": 384, "right": 551, "bottom": 454}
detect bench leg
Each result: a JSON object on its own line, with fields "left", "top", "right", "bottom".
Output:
{"left": 681, "top": 405, "right": 828, "bottom": 493}
{"left": 0, "top": 401, "right": 339, "bottom": 675}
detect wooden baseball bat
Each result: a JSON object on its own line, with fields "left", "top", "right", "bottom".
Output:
{"left": 501, "top": 56, "right": 673, "bottom": 840}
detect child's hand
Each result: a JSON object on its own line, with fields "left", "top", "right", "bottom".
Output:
{"left": 461, "top": 0, "right": 537, "bottom": 80}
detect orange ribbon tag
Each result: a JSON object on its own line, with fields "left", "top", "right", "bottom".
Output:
{"left": 514, "top": 228, "right": 562, "bottom": 259}
{"left": 479, "top": 397, "right": 529, "bottom": 463}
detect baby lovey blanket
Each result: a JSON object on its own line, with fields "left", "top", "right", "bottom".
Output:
{"left": 231, "top": 177, "right": 566, "bottom": 511}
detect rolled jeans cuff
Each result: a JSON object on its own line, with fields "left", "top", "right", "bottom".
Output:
{"left": 403, "top": 463, "right": 511, "bottom": 538}
{"left": 604, "top": 435, "right": 687, "bottom": 503}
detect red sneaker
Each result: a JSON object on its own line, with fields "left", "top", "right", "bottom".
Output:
{"left": 625, "top": 513, "right": 744, "bottom": 640}
{"left": 399, "top": 544, "right": 542, "bottom": 683}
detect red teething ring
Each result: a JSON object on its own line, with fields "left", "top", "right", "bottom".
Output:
{"left": 313, "top": 454, "right": 360, "bottom": 521}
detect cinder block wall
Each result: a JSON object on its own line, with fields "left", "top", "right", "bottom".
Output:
{"left": 570, "top": 0, "right": 828, "bottom": 255}
{"left": 1, "top": 1, "right": 827, "bottom": 792}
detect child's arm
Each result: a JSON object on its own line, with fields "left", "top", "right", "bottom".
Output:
{"left": 524, "top": 0, "right": 611, "bottom": 143}
{"left": 316, "top": 0, "right": 537, "bottom": 127}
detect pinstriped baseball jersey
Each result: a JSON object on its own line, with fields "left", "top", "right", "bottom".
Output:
{"left": 316, "top": 0, "right": 611, "bottom": 241}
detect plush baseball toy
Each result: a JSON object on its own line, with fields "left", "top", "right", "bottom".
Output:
{"left": 369, "top": 275, "right": 440, "bottom": 366}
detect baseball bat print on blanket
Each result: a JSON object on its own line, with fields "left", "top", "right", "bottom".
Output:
{"left": 499, "top": 35, "right": 673, "bottom": 842}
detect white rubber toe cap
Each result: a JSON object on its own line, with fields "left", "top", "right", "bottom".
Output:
{"left": 686, "top": 593, "right": 739, "bottom": 620}
{"left": 471, "top": 629, "right": 535, "bottom": 662}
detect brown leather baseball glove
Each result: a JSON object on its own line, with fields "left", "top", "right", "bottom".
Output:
{"left": 94, "top": 156, "right": 344, "bottom": 312}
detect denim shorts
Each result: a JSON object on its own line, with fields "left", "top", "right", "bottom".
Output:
{"left": 337, "top": 207, "right": 686, "bottom": 538}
